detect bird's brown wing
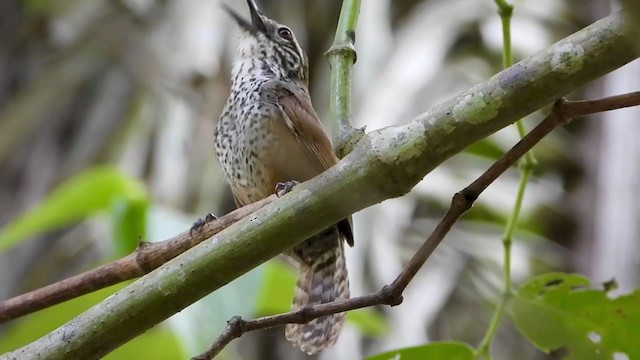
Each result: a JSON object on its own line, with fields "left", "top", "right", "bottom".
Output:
{"left": 263, "top": 80, "right": 337, "bottom": 169}
{"left": 261, "top": 80, "right": 354, "bottom": 246}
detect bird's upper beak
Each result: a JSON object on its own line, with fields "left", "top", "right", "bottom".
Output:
{"left": 224, "top": 0, "right": 268, "bottom": 35}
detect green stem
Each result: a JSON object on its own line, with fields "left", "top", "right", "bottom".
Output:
{"left": 496, "top": 0, "right": 513, "bottom": 69}
{"left": 326, "top": 0, "right": 365, "bottom": 158}
{"left": 476, "top": 166, "right": 531, "bottom": 358}
{"left": 476, "top": 1, "right": 537, "bottom": 358}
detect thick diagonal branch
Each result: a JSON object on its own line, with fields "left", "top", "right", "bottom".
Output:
{"left": 193, "top": 92, "right": 640, "bottom": 359}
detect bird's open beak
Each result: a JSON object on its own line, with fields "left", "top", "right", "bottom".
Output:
{"left": 223, "top": 0, "right": 268, "bottom": 35}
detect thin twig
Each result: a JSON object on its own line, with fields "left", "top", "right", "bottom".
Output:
{"left": 0, "top": 195, "right": 277, "bottom": 324}
{"left": 192, "top": 91, "right": 640, "bottom": 360}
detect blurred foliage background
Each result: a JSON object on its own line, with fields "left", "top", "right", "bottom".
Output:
{"left": 0, "top": 0, "right": 638, "bottom": 359}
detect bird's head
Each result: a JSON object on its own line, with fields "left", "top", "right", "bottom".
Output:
{"left": 224, "top": 0, "right": 309, "bottom": 84}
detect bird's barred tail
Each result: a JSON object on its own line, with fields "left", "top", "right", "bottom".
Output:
{"left": 285, "top": 226, "right": 350, "bottom": 355}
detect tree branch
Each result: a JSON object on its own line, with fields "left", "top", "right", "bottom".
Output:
{"left": 193, "top": 91, "right": 640, "bottom": 359}
{"left": 0, "top": 196, "right": 277, "bottom": 324}
{"left": 1, "top": 11, "right": 636, "bottom": 360}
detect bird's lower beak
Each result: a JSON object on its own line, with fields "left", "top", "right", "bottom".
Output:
{"left": 224, "top": 0, "right": 268, "bottom": 35}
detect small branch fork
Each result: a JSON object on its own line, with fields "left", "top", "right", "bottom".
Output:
{"left": 0, "top": 195, "right": 278, "bottom": 324}
{"left": 192, "top": 91, "right": 640, "bottom": 360}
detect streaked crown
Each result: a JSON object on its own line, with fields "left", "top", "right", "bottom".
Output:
{"left": 225, "top": 0, "right": 309, "bottom": 85}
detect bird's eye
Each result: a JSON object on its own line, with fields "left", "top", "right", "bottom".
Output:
{"left": 277, "top": 27, "right": 293, "bottom": 41}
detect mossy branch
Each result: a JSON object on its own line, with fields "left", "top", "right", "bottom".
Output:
{"left": 1, "top": 11, "right": 636, "bottom": 360}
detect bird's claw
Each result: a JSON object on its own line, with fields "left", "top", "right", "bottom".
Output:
{"left": 189, "top": 213, "right": 218, "bottom": 237}
{"left": 275, "top": 180, "right": 300, "bottom": 197}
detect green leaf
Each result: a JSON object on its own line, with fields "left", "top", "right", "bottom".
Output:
{"left": 366, "top": 342, "right": 475, "bottom": 360}
{"left": 255, "top": 261, "right": 389, "bottom": 336}
{"left": 0, "top": 166, "right": 148, "bottom": 252}
{"left": 112, "top": 197, "right": 149, "bottom": 257}
{"left": 347, "top": 308, "right": 390, "bottom": 336}
{"left": 254, "top": 260, "right": 296, "bottom": 315}
{"left": 511, "top": 272, "right": 640, "bottom": 360}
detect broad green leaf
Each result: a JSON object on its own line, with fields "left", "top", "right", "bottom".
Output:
{"left": 0, "top": 166, "right": 148, "bottom": 252}
{"left": 366, "top": 342, "right": 475, "bottom": 360}
{"left": 112, "top": 197, "right": 149, "bottom": 257}
{"left": 254, "top": 260, "right": 296, "bottom": 315}
{"left": 347, "top": 308, "right": 390, "bottom": 336}
{"left": 255, "top": 261, "right": 389, "bottom": 336}
{"left": 511, "top": 272, "right": 640, "bottom": 360}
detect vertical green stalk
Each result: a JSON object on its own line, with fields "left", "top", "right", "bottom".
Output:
{"left": 476, "top": 1, "right": 536, "bottom": 358}
{"left": 325, "top": 0, "right": 365, "bottom": 158}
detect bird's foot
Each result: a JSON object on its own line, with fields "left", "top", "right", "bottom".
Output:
{"left": 189, "top": 213, "right": 217, "bottom": 238}
{"left": 275, "top": 180, "right": 300, "bottom": 197}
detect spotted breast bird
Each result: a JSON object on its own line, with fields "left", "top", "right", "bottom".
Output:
{"left": 215, "top": 0, "right": 353, "bottom": 355}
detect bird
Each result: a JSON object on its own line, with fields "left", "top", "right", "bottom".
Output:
{"left": 214, "top": 0, "right": 354, "bottom": 355}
